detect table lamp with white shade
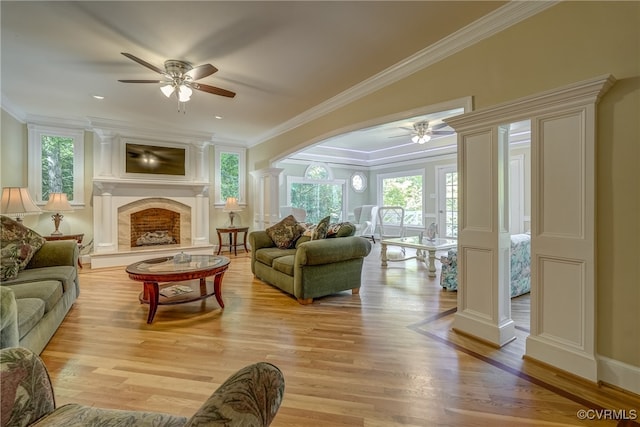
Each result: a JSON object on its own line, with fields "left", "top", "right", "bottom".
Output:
{"left": 223, "top": 197, "right": 242, "bottom": 227}
{"left": 43, "top": 193, "right": 74, "bottom": 235}
{"left": 0, "top": 187, "right": 42, "bottom": 222}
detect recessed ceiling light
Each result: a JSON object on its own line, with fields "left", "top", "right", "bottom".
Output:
{"left": 92, "top": 95, "right": 105, "bottom": 100}
{"left": 214, "top": 115, "right": 222, "bottom": 120}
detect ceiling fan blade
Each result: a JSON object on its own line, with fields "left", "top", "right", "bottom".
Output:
{"left": 121, "top": 52, "right": 164, "bottom": 74}
{"left": 191, "top": 82, "right": 236, "bottom": 98}
{"left": 118, "top": 79, "right": 162, "bottom": 83}
{"left": 186, "top": 64, "right": 218, "bottom": 81}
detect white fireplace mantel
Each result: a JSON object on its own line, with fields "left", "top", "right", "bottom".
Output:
{"left": 93, "top": 178, "right": 210, "bottom": 195}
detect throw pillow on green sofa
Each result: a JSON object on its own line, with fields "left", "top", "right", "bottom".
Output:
{"left": 266, "top": 215, "right": 305, "bottom": 249}
{"left": 0, "top": 216, "right": 46, "bottom": 281}
{"left": 312, "top": 216, "right": 331, "bottom": 240}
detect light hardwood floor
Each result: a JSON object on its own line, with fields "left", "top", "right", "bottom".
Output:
{"left": 41, "top": 245, "right": 639, "bottom": 426}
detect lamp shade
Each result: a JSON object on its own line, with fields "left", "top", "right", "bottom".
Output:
{"left": 0, "top": 187, "right": 42, "bottom": 219}
{"left": 223, "top": 197, "right": 241, "bottom": 212}
{"left": 44, "top": 193, "right": 73, "bottom": 212}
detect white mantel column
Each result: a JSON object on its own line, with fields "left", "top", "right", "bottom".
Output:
{"left": 93, "top": 183, "right": 116, "bottom": 253}
{"left": 192, "top": 186, "right": 210, "bottom": 246}
{"left": 93, "top": 129, "right": 116, "bottom": 177}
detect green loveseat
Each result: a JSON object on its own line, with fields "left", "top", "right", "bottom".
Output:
{"left": 250, "top": 224, "right": 372, "bottom": 304}
{"left": 1, "top": 216, "right": 79, "bottom": 354}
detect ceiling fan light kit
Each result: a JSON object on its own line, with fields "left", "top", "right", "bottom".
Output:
{"left": 412, "top": 134, "right": 431, "bottom": 144}
{"left": 118, "top": 52, "right": 235, "bottom": 113}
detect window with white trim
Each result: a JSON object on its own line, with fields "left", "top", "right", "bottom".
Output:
{"left": 377, "top": 169, "right": 424, "bottom": 227}
{"left": 28, "top": 124, "right": 85, "bottom": 205}
{"left": 287, "top": 163, "right": 345, "bottom": 223}
{"left": 214, "top": 146, "right": 246, "bottom": 206}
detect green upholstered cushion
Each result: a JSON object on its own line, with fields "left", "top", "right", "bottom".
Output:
{"left": 272, "top": 255, "right": 295, "bottom": 276}
{"left": 1, "top": 216, "right": 46, "bottom": 281}
{"left": 312, "top": 216, "right": 331, "bottom": 240}
{"left": 6, "top": 280, "right": 63, "bottom": 313}
{"left": 255, "top": 247, "right": 297, "bottom": 267}
{"left": 15, "top": 298, "right": 45, "bottom": 340}
{"left": 265, "top": 215, "right": 305, "bottom": 249}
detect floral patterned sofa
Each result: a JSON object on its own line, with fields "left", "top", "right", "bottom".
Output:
{"left": 440, "top": 233, "right": 531, "bottom": 297}
{"left": 0, "top": 346, "right": 285, "bottom": 427}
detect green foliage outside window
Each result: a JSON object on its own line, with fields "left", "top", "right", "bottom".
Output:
{"left": 291, "top": 182, "right": 343, "bottom": 224}
{"left": 220, "top": 152, "right": 239, "bottom": 200}
{"left": 382, "top": 175, "right": 423, "bottom": 226}
{"left": 41, "top": 135, "right": 74, "bottom": 200}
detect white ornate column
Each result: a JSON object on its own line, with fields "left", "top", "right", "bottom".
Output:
{"left": 93, "top": 129, "right": 116, "bottom": 177}
{"left": 191, "top": 141, "right": 209, "bottom": 183}
{"left": 447, "top": 121, "right": 515, "bottom": 347}
{"left": 250, "top": 168, "right": 283, "bottom": 230}
{"left": 192, "top": 185, "right": 210, "bottom": 246}
{"left": 93, "top": 182, "right": 116, "bottom": 253}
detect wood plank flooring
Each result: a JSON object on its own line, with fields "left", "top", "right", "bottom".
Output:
{"left": 40, "top": 245, "right": 639, "bottom": 426}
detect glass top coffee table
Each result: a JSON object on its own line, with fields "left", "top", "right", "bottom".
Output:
{"left": 380, "top": 236, "right": 457, "bottom": 278}
{"left": 126, "top": 255, "right": 230, "bottom": 323}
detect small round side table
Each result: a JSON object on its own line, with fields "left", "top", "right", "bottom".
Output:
{"left": 216, "top": 227, "right": 250, "bottom": 256}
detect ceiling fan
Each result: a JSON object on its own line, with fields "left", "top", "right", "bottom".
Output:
{"left": 118, "top": 52, "right": 236, "bottom": 110}
{"left": 391, "top": 120, "right": 455, "bottom": 144}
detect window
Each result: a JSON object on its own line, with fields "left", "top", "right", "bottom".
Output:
{"left": 214, "top": 146, "right": 246, "bottom": 206}
{"left": 350, "top": 172, "right": 367, "bottom": 193}
{"left": 28, "top": 124, "right": 84, "bottom": 205}
{"left": 288, "top": 163, "right": 344, "bottom": 223}
{"left": 378, "top": 170, "right": 424, "bottom": 227}
{"left": 304, "top": 163, "right": 332, "bottom": 180}
{"left": 443, "top": 171, "right": 458, "bottom": 238}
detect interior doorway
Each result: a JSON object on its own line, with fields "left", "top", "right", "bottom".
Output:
{"left": 506, "top": 120, "right": 532, "bottom": 357}
{"left": 436, "top": 165, "right": 458, "bottom": 239}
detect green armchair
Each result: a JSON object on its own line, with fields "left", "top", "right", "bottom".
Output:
{"left": 0, "top": 347, "right": 285, "bottom": 427}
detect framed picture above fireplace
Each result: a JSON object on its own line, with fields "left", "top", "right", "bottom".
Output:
{"left": 124, "top": 143, "right": 186, "bottom": 176}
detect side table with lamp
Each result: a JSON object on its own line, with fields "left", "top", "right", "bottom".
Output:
{"left": 217, "top": 197, "right": 249, "bottom": 255}
{"left": 42, "top": 192, "right": 84, "bottom": 268}
{"left": 43, "top": 192, "right": 74, "bottom": 236}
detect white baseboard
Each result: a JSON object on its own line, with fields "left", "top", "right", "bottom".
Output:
{"left": 598, "top": 355, "right": 640, "bottom": 395}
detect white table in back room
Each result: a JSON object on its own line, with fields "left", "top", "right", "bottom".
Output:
{"left": 380, "top": 236, "right": 457, "bottom": 278}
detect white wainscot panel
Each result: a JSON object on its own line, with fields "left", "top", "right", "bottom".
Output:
{"left": 539, "top": 256, "right": 584, "bottom": 348}
{"left": 463, "top": 247, "right": 493, "bottom": 319}
{"left": 463, "top": 132, "right": 493, "bottom": 231}
{"left": 539, "top": 113, "right": 584, "bottom": 238}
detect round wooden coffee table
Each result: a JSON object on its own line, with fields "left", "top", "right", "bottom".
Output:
{"left": 126, "top": 255, "right": 230, "bottom": 323}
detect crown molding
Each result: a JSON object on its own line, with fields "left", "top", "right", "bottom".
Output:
{"left": 0, "top": 95, "right": 27, "bottom": 123}
{"left": 251, "top": 1, "right": 559, "bottom": 146}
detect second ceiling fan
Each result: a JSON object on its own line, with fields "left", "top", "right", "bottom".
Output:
{"left": 392, "top": 120, "right": 455, "bottom": 144}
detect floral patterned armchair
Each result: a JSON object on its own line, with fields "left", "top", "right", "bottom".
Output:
{"left": 0, "top": 347, "right": 285, "bottom": 427}
{"left": 440, "top": 233, "right": 531, "bottom": 297}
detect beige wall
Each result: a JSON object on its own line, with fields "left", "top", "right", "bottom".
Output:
{"left": 0, "top": 110, "right": 28, "bottom": 187}
{"left": 1, "top": 1, "right": 637, "bottom": 374}
{"left": 248, "top": 2, "right": 639, "bottom": 367}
